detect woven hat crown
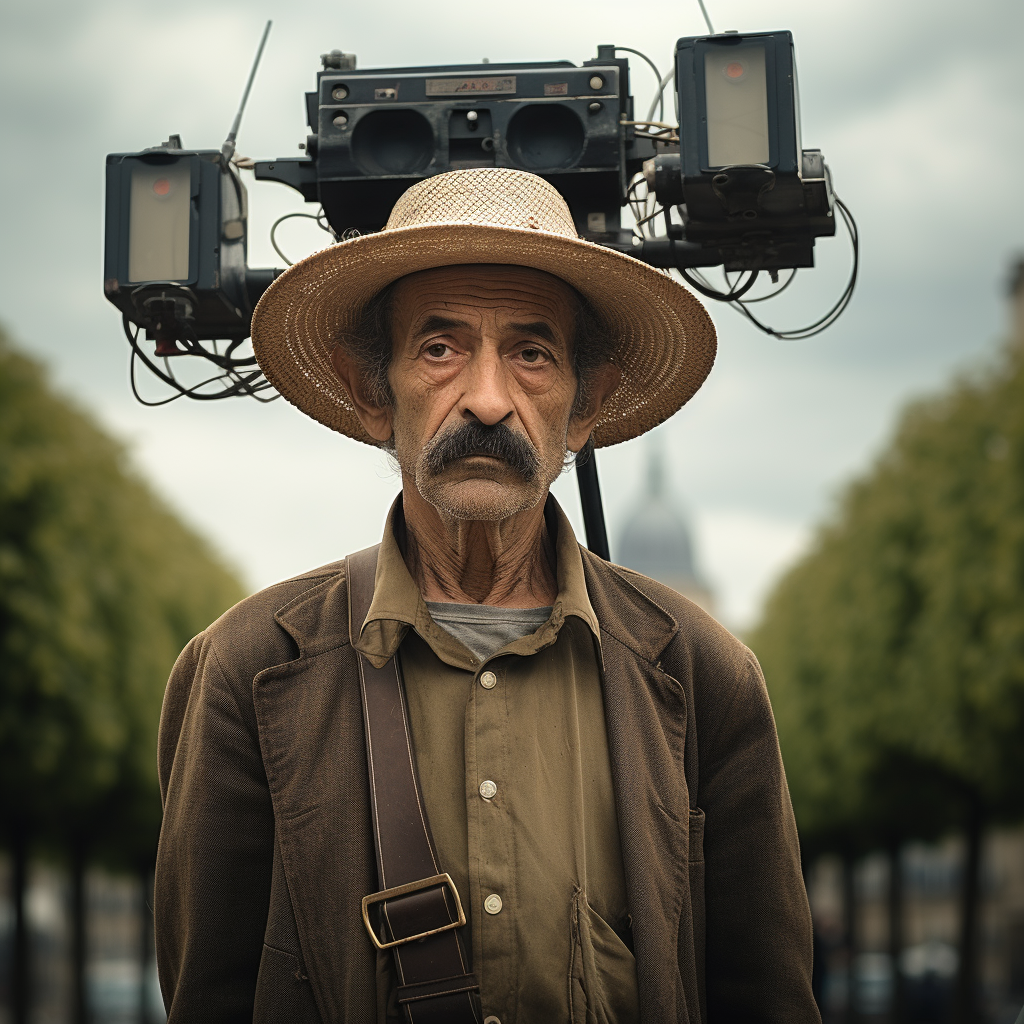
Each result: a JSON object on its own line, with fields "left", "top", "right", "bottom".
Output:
{"left": 385, "top": 168, "right": 578, "bottom": 237}
{"left": 251, "top": 168, "right": 717, "bottom": 448}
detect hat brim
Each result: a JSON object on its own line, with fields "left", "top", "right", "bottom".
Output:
{"left": 251, "top": 223, "right": 716, "bottom": 448}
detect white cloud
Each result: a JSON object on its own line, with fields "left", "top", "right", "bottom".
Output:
{"left": 695, "top": 510, "right": 811, "bottom": 633}
{"left": 1, "top": 0, "right": 1021, "bottom": 626}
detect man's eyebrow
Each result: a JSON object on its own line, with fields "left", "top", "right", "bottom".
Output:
{"left": 413, "top": 315, "right": 470, "bottom": 338}
{"left": 507, "top": 321, "right": 557, "bottom": 343}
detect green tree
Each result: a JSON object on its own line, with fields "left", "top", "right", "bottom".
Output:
{"left": 751, "top": 332, "right": 1024, "bottom": 1022}
{"left": 0, "top": 329, "right": 244, "bottom": 1022}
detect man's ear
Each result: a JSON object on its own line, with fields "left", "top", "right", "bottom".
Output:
{"left": 566, "top": 361, "right": 622, "bottom": 452}
{"left": 329, "top": 346, "right": 394, "bottom": 443}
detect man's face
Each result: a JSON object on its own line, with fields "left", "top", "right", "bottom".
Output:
{"left": 386, "top": 265, "right": 581, "bottom": 522}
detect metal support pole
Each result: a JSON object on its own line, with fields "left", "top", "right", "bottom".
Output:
{"left": 575, "top": 448, "right": 610, "bottom": 561}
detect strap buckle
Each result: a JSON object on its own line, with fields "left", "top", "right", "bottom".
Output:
{"left": 361, "top": 872, "right": 466, "bottom": 950}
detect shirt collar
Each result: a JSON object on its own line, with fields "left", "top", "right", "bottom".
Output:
{"left": 353, "top": 492, "right": 601, "bottom": 670}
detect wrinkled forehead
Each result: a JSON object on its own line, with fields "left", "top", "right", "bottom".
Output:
{"left": 391, "top": 264, "right": 578, "bottom": 336}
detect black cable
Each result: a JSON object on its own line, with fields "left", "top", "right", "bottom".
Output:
{"left": 742, "top": 268, "right": 797, "bottom": 303}
{"left": 722, "top": 271, "right": 760, "bottom": 301}
{"left": 131, "top": 347, "right": 243, "bottom": 406}
{"left": 730, "top": 197, "right": 858, "bottom": 339}
{"left": 627, "top": 175, "right": 649, "bottom": 227}
{"left": 635, "top": 204, "right": 666, "bottom": 230}
{"left": 123, "top": 316, "right": 278, "bottom": 404}
{"left": 270, "top": 208, "right": 334, "bottom": 265}
{"left": 174, "top": 331, "right": 260, "bottom": 371}
{"left": 716, "top": 267, "right": 762, "bottom": 301}
{"left": 614, "top": 47, "right": 665, "bottom": 123}
{"left": 667, "top": 209, "right": 761, "bottom": 301}
{"left": 316, "top": 206, "right": 340, "bottom": 241}
{"left": 666, "top": 197, "right": 858, "bottom": 338}
{"left": 681, "top": 267, "right": 760, "bottom": 301}
{"left": 270, "top": 212, "right": 317, "bottom": 266}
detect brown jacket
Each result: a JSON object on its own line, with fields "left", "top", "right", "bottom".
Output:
{"left": 155, "top": 547, "right": 819, "bottom": 1023}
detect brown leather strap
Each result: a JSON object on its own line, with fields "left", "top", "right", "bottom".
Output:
{"left": 347, "top": 546, "right": 480, "bottom": 1024}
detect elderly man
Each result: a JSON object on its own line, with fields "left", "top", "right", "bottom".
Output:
{"left": 155, "top": 168, "right": 819, "bottom": 1024}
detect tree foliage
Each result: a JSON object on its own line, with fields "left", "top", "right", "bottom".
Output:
{"left": 0, "top": 329, "right": 244, "bottom": 864}
{"left": 751, "top": 333, "right": 1024, "bottom": 851}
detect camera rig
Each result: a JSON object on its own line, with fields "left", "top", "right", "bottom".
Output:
{"left": 102, "top": 24, "right": 857, "bottom": 555}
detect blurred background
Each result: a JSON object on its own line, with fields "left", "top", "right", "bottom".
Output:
{"left": 1, "top": 0, "right": 1023, "bottom": 1020}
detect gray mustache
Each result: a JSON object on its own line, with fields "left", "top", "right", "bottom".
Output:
{"left": 424, "top": 421, "right": 540, "bottom": 480}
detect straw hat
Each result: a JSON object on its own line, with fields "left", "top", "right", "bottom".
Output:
{"left": 251, "top": 167, "right": 716, "bottom": 448}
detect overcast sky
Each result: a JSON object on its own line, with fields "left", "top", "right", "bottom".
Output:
{"left": 2, "top": 0, "right": 1022, "bottom": 630}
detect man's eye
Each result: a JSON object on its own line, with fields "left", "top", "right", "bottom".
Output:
{"left": 520, "top": 348, "right": 543, "bottom": 363}
{"left": 425, "top": 343, "right": 449, "bottom": 358}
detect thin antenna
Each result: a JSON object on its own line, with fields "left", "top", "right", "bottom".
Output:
{"left": 221, "top": 20, "right": 272, "bottom": 164}
{"left": 696, "top": 0, "right": 715, "bottom": 33}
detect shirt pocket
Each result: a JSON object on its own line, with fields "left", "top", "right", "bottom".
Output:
{"left": 569, "top": 887, "right": 641, "bottom": 1024}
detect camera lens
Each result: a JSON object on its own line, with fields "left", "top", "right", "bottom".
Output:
{"left": 507, "top": 104, "right": 585, "bottom": 170}
{"left": 352, "top": 109, "right": 434, "bottom": 175}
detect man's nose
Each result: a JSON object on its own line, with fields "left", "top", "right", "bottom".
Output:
{"left": 459, "top": 347, "right": 514, "bottom": 426}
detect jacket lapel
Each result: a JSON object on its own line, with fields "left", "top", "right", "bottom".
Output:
{"left": 253, "top": 568, "right": 378, "bottom": 1022}
{"left": 581, "top": 551, "right": 701, "bottom": 1022}
{"left": 251, "top": 551, "right": 702, "bottom": 1022}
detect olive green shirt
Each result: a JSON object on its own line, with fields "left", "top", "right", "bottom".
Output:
{"left": 354, "top": 497, "right": 641, "bottom": 1024}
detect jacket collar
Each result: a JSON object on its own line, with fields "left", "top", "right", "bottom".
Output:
{"left": 272, "top": 564, "right": 351, "bottom": 658}
{"left": 579, "top": 549, "right": 679, "bottom": 665}
{"left": 349, "top": 493, "right": 602, "bottom": 670}
{"left": 269, "top": 498, "right": 680, "bottom": 669}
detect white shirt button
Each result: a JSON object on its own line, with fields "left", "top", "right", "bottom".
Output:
{"left": 479, "top": 780, "right": 497, "bottom": 800}
{"left": 479, "top": 670, "right": 497, "bottom": 689}
{"left": 484, "top": 893, "right": 503, "bottom": 915}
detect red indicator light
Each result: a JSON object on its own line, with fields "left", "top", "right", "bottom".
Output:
{"left": 725, "top": 61, "right": 745, "bottom": 79}
{"left": 153, "top": 178, "right": 171, "bottom": 196}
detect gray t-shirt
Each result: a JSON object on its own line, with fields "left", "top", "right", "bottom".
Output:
{"left": 425, "top": 601, "right": 553, "bottom": 662}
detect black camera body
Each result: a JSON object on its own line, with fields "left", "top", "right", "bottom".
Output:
{"left": 99, "top": 26, "right": 853, "bottom": 555}
{"left": 102, "top": 31, "right": 844, "bottom": 362}
{"left": 636, "top": 30, "right": 835, "bottom": 272}
{"left": 256, "top": 46, "right": 650, "bottom": 242}
{"left": 103, "top": 137, "right": 275, "bottom": 349}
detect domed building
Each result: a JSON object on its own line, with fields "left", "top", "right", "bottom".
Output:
{"left": 615, "top": 443, "right": 715, "bottom": 615}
